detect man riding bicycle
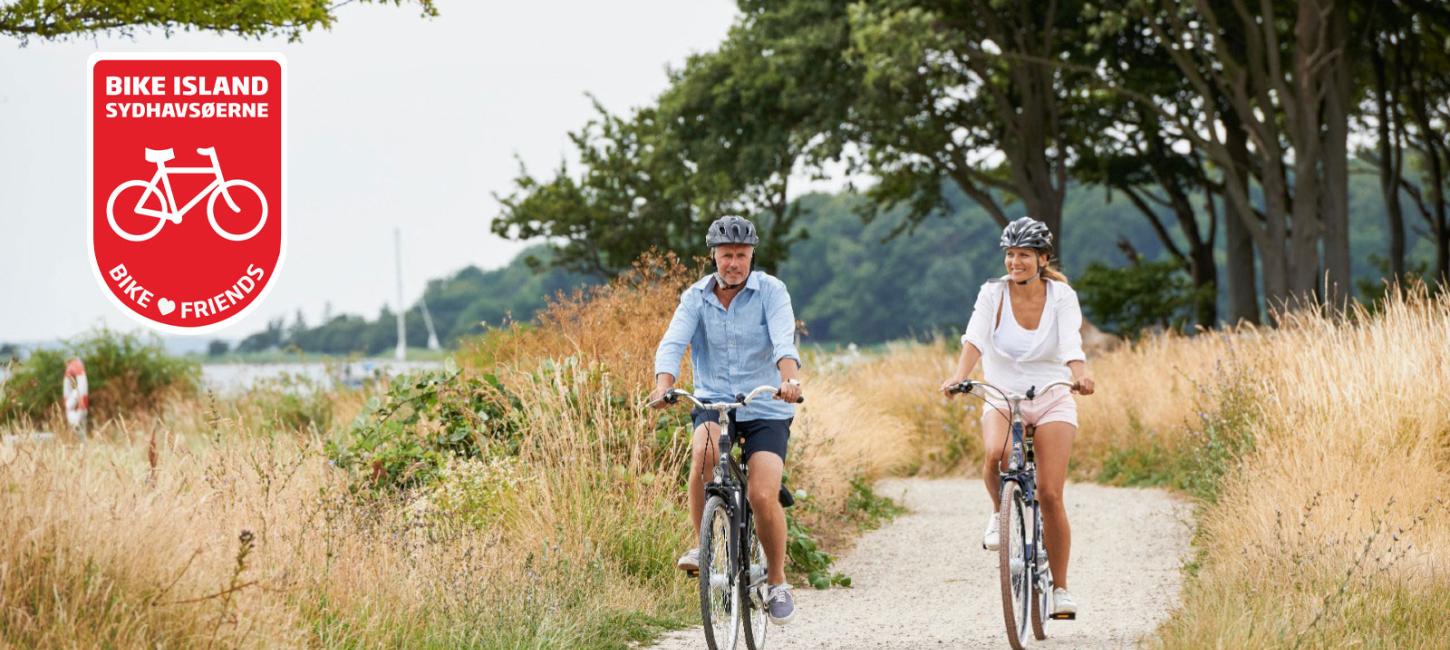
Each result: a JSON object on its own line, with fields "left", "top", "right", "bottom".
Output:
{"left": 649, "top": 215, "right": 803, "bottom": 626}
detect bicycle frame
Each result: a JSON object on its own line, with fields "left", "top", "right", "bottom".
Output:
{"left": 951, "top": 379, "right": 1077, "bottom": 632}
{"left": 666, "top": 387, "right": 780, "bottom": 590}
{"left": 132, "top": 154, "right": 237, "bottom": 223}
{"left": 658, "top": 385, "right": 794, "bottom": 650}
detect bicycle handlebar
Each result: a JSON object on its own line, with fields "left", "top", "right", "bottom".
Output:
{"left": 648, "top": 384, "right": 803, "bottom": 410}
{"left": 948, "top": 379, "right": 1077, "bottom": 402}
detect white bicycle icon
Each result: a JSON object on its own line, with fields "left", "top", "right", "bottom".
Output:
{"left": 106, "top": 147, "right": 268, "bottom": 242}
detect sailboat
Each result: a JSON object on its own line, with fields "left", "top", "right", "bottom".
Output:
{"left": 393, "top": 228, "right": 442, "bottom": 361}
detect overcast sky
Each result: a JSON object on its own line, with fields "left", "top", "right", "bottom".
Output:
{"left": 0, "top": 0, "right": 741, "bottom": 343}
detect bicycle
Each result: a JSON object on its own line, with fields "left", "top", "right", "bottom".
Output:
{"left": 651, "top": 384, "right": 802, "bottom": 650}
{"left": 948, "top": 379, "right": 1077, "bottom": 650}
{"left": 106, "top": 146, "right": 268, "bottom": 243}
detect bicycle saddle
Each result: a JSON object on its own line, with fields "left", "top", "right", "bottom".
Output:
{"left": 144, "top": 148, "right": 175, "bottom": 164}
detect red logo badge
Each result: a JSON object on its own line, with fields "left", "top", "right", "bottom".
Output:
{"left": 88, "top": 53, "right": 285, "bottom": 333}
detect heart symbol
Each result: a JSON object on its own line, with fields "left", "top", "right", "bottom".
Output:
{"left": 158, "top": 298, "right": 176, "bottom": 316}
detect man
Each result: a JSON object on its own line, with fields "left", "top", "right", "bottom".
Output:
{"left": 649, "top": 215, "right": 803, "bottom": 625}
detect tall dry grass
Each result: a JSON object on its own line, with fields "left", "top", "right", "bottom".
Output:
{"left": 1058, "top": 288, "right": 1450, "bottom": 648}
{"left": 793, "top": 287, "right": 1450, "bottom": 647}
{"left": 0, "top": 252, "right": 937, "bottom": 648}
{"left": 1148, "top": 290, "right": 1450, "bottom": 648}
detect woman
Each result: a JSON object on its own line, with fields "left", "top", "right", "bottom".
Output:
{"left": 939, "top": 216, "right": 1096, "bottom": 618}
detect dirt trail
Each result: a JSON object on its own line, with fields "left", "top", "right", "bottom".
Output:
{"left": 648, "top": 478, "right": 1192, "bottom": 649}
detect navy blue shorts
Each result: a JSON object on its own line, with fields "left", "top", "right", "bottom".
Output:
{"left": 691, "top": 406, "right": 792, "bottom": 463}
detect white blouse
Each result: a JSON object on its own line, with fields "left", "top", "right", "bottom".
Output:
{"left": 960, "top": 277, "right": 1087, "bottom": 398}
{"left": 992, "top": 292, "right": 1037, "bottom": 360}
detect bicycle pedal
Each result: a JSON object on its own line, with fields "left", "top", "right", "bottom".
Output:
{"left": 1049, "top": 613, "right": 1076, "bottom": 621}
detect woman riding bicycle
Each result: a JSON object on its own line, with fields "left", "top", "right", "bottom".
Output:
{"left": 939, "top": 216, "right": 1095, "bottom": 619}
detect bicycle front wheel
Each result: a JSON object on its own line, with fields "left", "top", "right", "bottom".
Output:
{"left": 700, "top": 495, "right": 739, "bottom": 650}
{"left": 106, "top": 180, "right": 168, "bottom": 242}
{"left": 207, "top": 179, "right": 268, "bottom": 242}
{"left": 740, "top": 514, "right": 768, "bottom": 650}
{"left": 1030, "top": 508, "right": 1050, "bottom": 640}
{"left": 999, "top": 480, "right": 1031, "bottom": 650}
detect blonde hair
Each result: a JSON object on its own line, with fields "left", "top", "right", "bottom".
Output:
{"left": 1034, "top": 249, "right": 1069, "bottom": 284}
{"left": 1041, "top": 258, "right": 1068, "bottom": 284}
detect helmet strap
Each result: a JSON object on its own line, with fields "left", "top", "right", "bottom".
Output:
{"left": 715, "top": 273, "right": 746, "bottom": 291}
{"left": 1012, "top": 254, "right": 1046, "bottom": 286}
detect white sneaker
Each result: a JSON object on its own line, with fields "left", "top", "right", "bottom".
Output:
{"left": 1052, "top": 587, "right": 1077, "bottom": 618}
{"left": 983, "top": 515, "right": 1000, "bottom": 551}
{"left": 677, "top": 548, "right": 700, "bottom": 574}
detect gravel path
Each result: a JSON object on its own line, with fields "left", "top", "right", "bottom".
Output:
{"left": 647, "top": 478, "right": 1192, "bottom": 649}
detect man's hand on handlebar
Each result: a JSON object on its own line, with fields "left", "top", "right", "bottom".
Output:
{"left": 775, "top": 379, "right": 803, "bottom": 404}
{"left": 648, "top": 376, "right": 676, "bottom": 409}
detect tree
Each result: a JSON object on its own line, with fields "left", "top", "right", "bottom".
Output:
{"left": 0, "top": 0, "right": 436, "bottom": 42}
{"left": 491, "top": 102, "right": 704, "bottom": 277}
{"left": 658, "top": 0, "right": 853, "bottom": 271}
{"left": 1075, "top": 19, "right": 1225, "bottom": 327}
{"left": 846, "top": 0, "right": 1093, "bottom": 249}
{"left": 236, "top": 317, "right": 284, "bottom": 353}
{"left": 492, "top": 92, "right": 812, "bottom": 277}
{"left": 1143, "top": 0, "right": 1360, "bottom": 312}
{"left": 1384, "top": 2, "right": 1450, "bottom": 284}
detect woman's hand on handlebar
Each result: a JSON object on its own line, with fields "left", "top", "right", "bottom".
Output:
{"left": 940, "top": 377, "right": 967, "bottom": 398}
{"left": 1072, "top": 375, "right": 1095, "bottom": 396}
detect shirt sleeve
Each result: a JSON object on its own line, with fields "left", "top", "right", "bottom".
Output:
{"left": 654, "top": 288, "right": 701, "bottom": 378}
{"left": 1056, "top": 284, "right": 1087, "bottom": 364}
{"left": 960, "top": 282, "right": 995, "bottom": 354}
{"left": 764, "top": 279, "right": 802, "bottom": 369}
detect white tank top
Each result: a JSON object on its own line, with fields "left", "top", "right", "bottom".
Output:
{"left": 993, "top": 291, "right": 1036, "bottom": 360}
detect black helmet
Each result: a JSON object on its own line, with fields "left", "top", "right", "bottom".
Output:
{"left": 706, "top": 215, "right": 760, "bottom": 248}
{"left": 999, "top": 217, "right": 1053, "bottom": 251}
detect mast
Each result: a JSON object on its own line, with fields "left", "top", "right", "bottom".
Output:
{"left": 420, "top": 294, "right": 441, "bottom": 351}
{"left": 394, "top": 228, "right": 406, "bottom": 361}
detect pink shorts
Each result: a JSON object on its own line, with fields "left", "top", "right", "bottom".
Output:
{"left": 980, "top": 385, "right": 1078, "bottom": 428}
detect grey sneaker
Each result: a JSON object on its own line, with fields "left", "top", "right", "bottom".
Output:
{"left": 1052, "top": 587, "right": 1077, "bottom": 618}
{"left": 676, "top": 548, "right": 700, "bottom": 574}
{"left": 983, "top": 515, "right": 1000, "bottom": 550}
{"left": 765, "top": 582, "right": 796, "bottom": 625}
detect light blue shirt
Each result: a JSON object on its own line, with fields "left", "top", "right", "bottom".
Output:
{"left": 654, "top": 271, "right": 801, "bottom": 421}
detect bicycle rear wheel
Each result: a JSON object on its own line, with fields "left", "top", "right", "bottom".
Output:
{"left": 700, "top": 495, "right": 740, "bottom": 650}
{"left": 1030, "top": 508, "right": 1050, "bottom": 640}
{"left": 999, "top": 480, "right": 1030, "bottom": 650}
{"left": 740, "top": 514, "right": 769, "bottom": 650}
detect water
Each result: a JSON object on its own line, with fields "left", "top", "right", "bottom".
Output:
{"left": 201, "top": 360, "right": 442, "bottom": 395}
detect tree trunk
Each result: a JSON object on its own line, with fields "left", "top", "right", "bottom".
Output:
{"left": 1431, "top": 145, "right": 1449, "bottom": 284}
{"left": 1164, "top": 175, "right": 1217, "bottom": 327}
{"left": 1223, "top": 118, "right": 1260, "bottom": 325}
{"left": 1320, "top": 0, "right": 1352, "bottom": 309}
{"left": 1372, "top": 44, "right": 1407, "bottom": 288}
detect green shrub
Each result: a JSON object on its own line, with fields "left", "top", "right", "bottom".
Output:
{"left": 0, "top": 328, "right": 199, "bottom": 425}
{"left": 237, "top": 373, "right": 335, "bottom": 435}
{"left": 1076, "top": 257, "right": 1212, "bottom": 338}
{"left": 421, "top": 455, "right": 523, "bottom": 530}
{"left": 784, "top": 490, "right": 852, "bottom": 589}
{"left": 846, "top": 475, "right": 906, "bottom": 531}
{"left": 326, "top": 358, "right": 520, "bottom": 491}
